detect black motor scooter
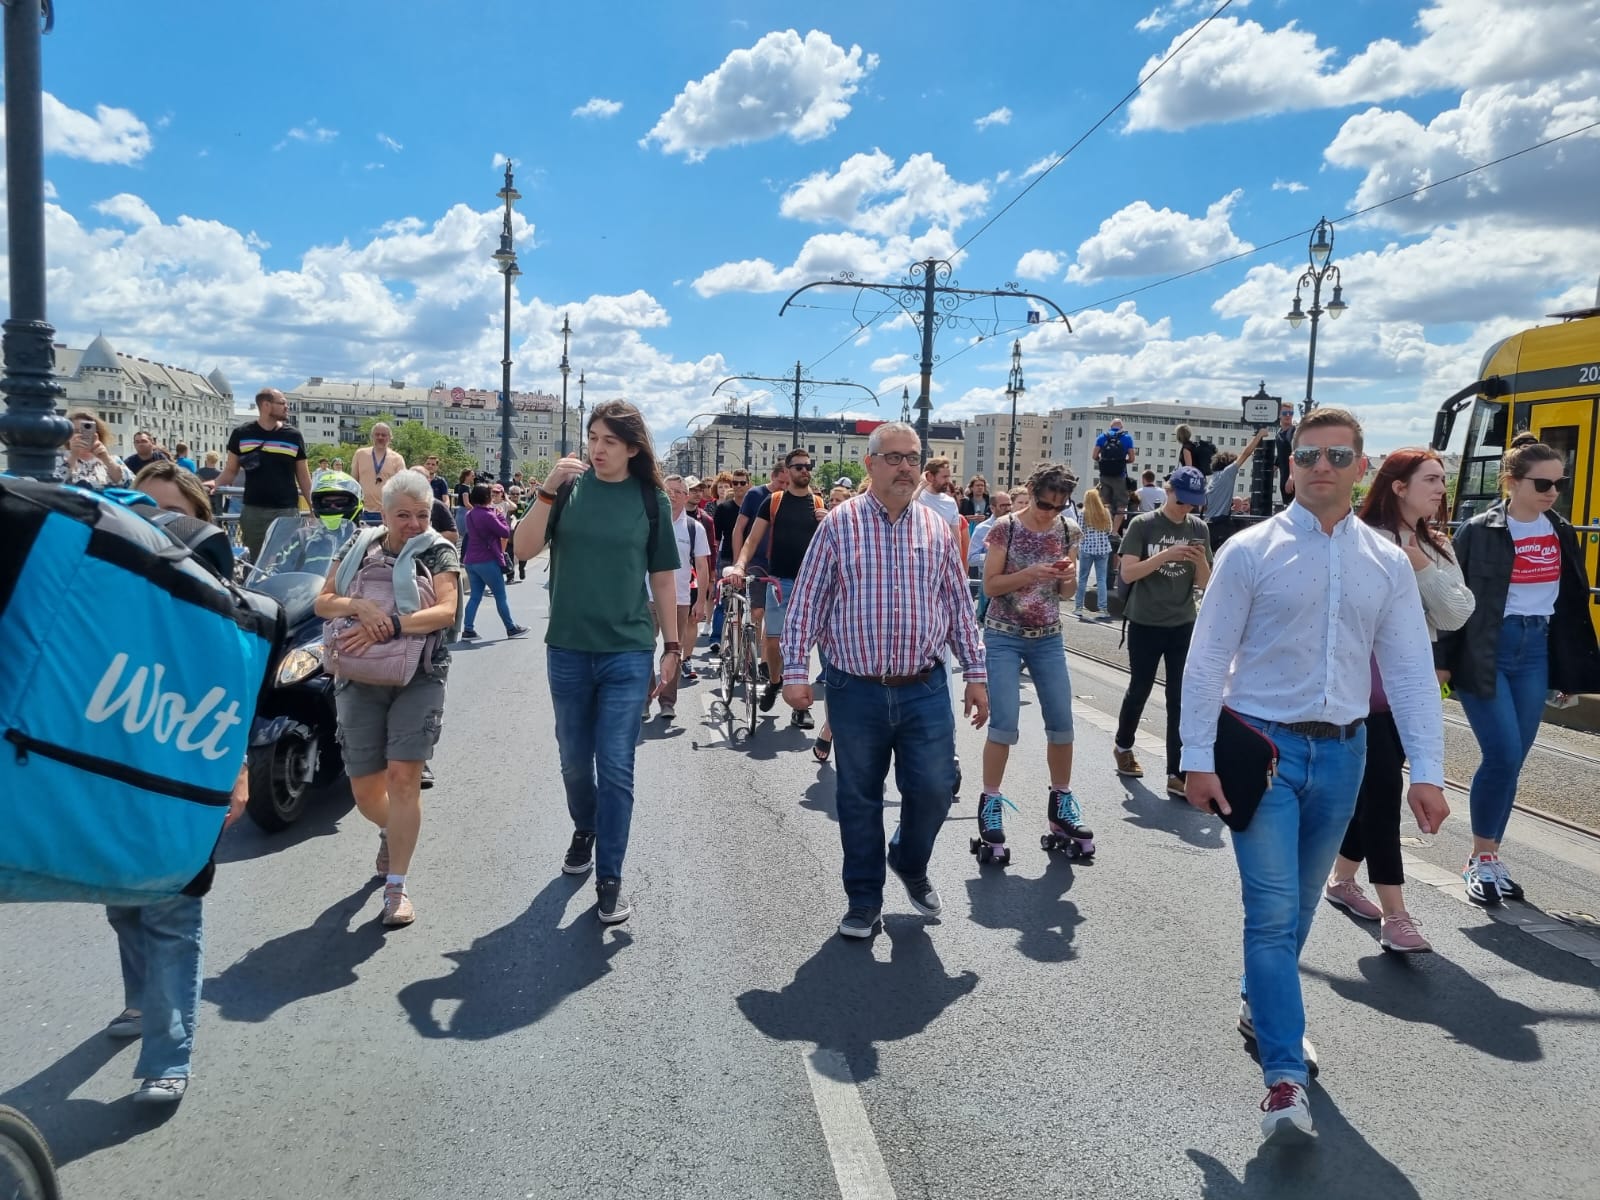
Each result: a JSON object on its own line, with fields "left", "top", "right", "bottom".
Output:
{"left": 242, "top": 515, "right": 357, "bottom": 831}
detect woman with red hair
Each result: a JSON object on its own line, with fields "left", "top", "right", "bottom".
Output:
{"left": 1324, "top": 448, "right": 1475, "bottom": 952}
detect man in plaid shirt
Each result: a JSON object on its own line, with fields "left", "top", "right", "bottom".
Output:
{"left": 780, "top": 422, "right": 989, "bottom": 939}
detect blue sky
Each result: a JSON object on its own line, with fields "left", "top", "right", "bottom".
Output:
{"left": 12, "top": 0, "right": 1600, "bottom": 450}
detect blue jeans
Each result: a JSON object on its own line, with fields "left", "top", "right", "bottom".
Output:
{"left": 1230, "top": 717, "right": 1367, "bottom": 1088}
{"left": 548, "top": 647, "right": 654, "bottom": 880}
{"left": 465, "top": 559, "right": 516, "bottom": 632}
{"left": 1075, "top": 550, "right": 1110, "bottom": 612}
{"left": 104, "top": 895, "right": 205, "bottom": 1079}
{"left": 1459, "top": 615, "right": 1549, "bottom": 842}
{"left": 984, "top": 629, "right": 1074, "bottom": 746}
{"left": 824, "top": 663, "right": 958, "bottom": 910}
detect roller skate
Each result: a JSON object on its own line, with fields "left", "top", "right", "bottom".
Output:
{"left": 1041, "top": 788, "right": 1095, "bottom": 859}
{"left": 969, "top": 792, "right": 1016, "bottom": 867}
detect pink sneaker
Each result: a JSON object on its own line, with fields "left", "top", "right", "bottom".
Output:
{"left": 1324, "top": 878, "right": 1382, "bottom": 921}
{"left": 1380, "top": 912, "right": 1432, "bottom": 953}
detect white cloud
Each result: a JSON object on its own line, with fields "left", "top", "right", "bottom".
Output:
{"left": 643, "top": 29, "right": 878, "bottom": 160}
{"left": 1021, "top": 153, "right": 1056, "bottom": 179}
{"left": 1325, "top": 76, "right": 1600, "bottom": 232}
{"left": 974, "top": 106, "right": 1012, "bottom": 131}
{"left": 1271, "top": 179, "right": 1307, "bottom": 193}
{"left": 1134, "top": 0, "right": 1246, "bottom": 34}
{"left": 92, "top": 194, "right": 160, "bottom": 228}
{"left": 377, "top": 132, "right": 403, "bottom": 152}
{"left": 779, "top": 150, "right": 989, "bottom": 237}
{"left": 41, "top": 93, "right": 151, "bottom": 164}
{"left": 691, "top": 227, "right": 961, "bottom": 298}
{"left": 1067, "top": 190, "right": 1251, "bottom": 283}
{"left": 1126, "top": 2, "right": 1600, "bottom": 132}
{"left": 1015, "top": 249, "right": 1061, "bottom": 280}
{"left": 572, "top": 97, "right": 623, "bottom": 119}
{"left": 276, "top": 120, "right": 338, "bottom": 150}
{"left": 870, "top": 352, "right": 911, "bottom": 373}
{"left": 491, "top": 153, "right": 510, "bottom": 170}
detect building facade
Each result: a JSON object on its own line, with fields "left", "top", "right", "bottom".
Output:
{"left": 964, "top": 412, "right": 1054, "bottom": 490}
{"left": 680, "top": 414, "right": 967, "bottom": 480}
{"left": 1050, "top": 400, "right": 1266, "bottom": 503}
{"left": 54, "top": 335, "right": 235, "bottom": 459}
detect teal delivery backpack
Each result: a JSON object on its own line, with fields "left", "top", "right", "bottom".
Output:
{"left": 0, "top": 476, "right": 282, "bottom": 904}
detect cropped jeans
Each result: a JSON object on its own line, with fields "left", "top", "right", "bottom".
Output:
{"left": 1230, "top": 716, "right": 1367, "bottom": 1088}
{"left": 1458, "top": 615, "right": 1549, "bottom": 843}
{"left": 984, "top": 629, "right": 1074, "bottom": 746}
{"left": 824, "top": 663, "right": 959, "bottom": 911}
{"left": 1075, "top": 550, "right": 1111, "bottom": 613}
{"left": 548, "top": 647, "right": 654, "bottom": 881}
{"left": 104, "top": 895, "right": 205, "bottom": 1080}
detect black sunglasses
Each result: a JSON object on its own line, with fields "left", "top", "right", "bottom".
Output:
{"left": 1032, "top": 498, "right": 1067, "bottom": 513}
{"left": 1527, "top": 476, "right": 1570, "bottom": 493}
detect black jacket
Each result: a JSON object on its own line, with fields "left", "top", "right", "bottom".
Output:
{"left": 1436, "top": 506, "right": 1600, "bottom": 698}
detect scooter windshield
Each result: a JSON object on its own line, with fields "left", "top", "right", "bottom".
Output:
{"left": 250, "top": 516, "right": 358, "bottom": 584}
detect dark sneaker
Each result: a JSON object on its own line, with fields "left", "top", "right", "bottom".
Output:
{"left": 461, "top": 628, "right": 479, "bottom": 640}
{"left": 890, "top": 866, "right": 942, "bottom": 917}
{"left": 420, "top": 765, "right": 434, "bottom": 790}
{"left": 1463, "top": 855, "right": 1502, "bottom": 906}
{"left": 758, "top": 661, "right": 771, "bottom": 684}
{"left": 838, "top": 908, "right": 882, "bottom": 939}
{"left": 596, "top": 877, "right": 632, "bottom": 924}
{"left": 133, "top": 1076, "right": 188, "bottom": 1105}
{"left": 506, "top": 625, "right": 530, "bottom": 638}
{"left": 563, "top": 830, "right": 596, "bottom": 875}
{"left": 758, "top": 682, "right": 780, "bottom": 712}
{"left": 708, "top": 641, "right": 721, "bottom": 657}
{"left": 791, "top": 707, "right": 815, "bottom": 730}
{"left": 106, "top": 1008, "right": 142, "bottom": 1039}
{"left": 1488, "top": 856, "right": 1525, "bottom": 902}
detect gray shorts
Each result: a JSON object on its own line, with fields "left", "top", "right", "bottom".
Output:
{"left": 334, "top": 668, "right": 448, "bottom": 777}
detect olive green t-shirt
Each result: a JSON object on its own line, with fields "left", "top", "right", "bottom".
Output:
{"left": 1120, "top": 509, "right": 1211, "bottom": 627}
{"left": 546, "top": 474, "right": 680, "bottom": 652}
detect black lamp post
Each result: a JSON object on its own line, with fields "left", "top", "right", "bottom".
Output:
{"left": 1284, "top": 217, "right": 1349, "bottom": 415}
{"left": 575, "top": 368, "right": 586, "bottom": 459}
{"left": 558, "top": 313, "right": 571, "bottom": 457}
{"left": 492, "top": 160, "right": 520, "bottom": 488}
{"left": 1004, "top": 339, "right": 1025, "bottom": 489}
{"left": 0, "top": 2, "right": 67, "bottom": 480}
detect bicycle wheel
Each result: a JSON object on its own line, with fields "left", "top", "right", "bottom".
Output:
{"left": 742, "top": 621, "right": 761, "bottom": 738}
{"left": 719, "top": 604, "right": 741, "bottom": 710}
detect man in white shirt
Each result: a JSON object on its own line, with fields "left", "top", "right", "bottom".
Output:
{"left": 1135, "top": 470, "right": 1165, "bottom": 515}
{"left": 652, "top": 475, "right": 711, "bottom": 721}
{"left": 1181, "top": 408, "right": 1449, "bottom": 1146}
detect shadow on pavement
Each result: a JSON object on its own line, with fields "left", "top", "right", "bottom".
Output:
{"left": 735, "top": 917, "right": 978, "bottom": 1081}
{"left": 1186, "top": 1087, "right": 1420, "bottom": 1198}
{"left": 0, "top": 1031, "right": 175, "bottom": 1169}
{"left": 1304, "top": 950, "right": 1546, "bottom": 1062}
{"left": 1458, "top": 914, "right": 1600, "bottom": 992}
{"left": 799, "top": 774, "right": 837, "bottom": 822}
{"left": 204, "top": 879, "right": 384, "bottom": 1022}
{"left": 963, "top": 853, "right": 1084, "bottom": 963}
{"left": 397, "top": 873, "right": 629, "bottom": 1039}
{"left": 737, "top": 721, "right": 815, "bottom": 763}
{"left": 214, "top": 782, "right": 355, "bottom": 865}
{"left": 1118, "top": 780, "right": 1226, "bottom": 851}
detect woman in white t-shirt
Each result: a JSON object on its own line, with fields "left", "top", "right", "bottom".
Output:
{"left": 1440, "top": 436, "right": 1600, "bottom": 905}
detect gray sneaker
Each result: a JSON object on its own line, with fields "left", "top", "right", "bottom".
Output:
{"left": 106, "top": 1008, "right": 142, "bottom": 1039}
{"left": 133, "top": 1076, "right": 188, "bottom": 1104}
{"left": 1238, "top": 999, "right": 1319, "bottom": 1077}
{"left": 838, "top": 908, "right": 883, "bottom": 939}
{"left": 596, "top": 877, "right": 632, "bottom": 924}
{"left": 889, "top": 866, "right": 942, "bottom": 917}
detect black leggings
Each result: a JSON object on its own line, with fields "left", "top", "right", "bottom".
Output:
{"left": 1114, "top": 621, "right": 1191, "bottom": 778}
{"left": 1339, "top": 709, "right": 1405, "bottom": 886}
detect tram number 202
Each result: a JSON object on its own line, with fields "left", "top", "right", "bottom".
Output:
{"left": 1581, "top": 364, "right": 1600, "bottom": 384}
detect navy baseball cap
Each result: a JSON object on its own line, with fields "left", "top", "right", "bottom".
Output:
{"left": 1168, "top": 466, "right": 1206, "bottom": 506}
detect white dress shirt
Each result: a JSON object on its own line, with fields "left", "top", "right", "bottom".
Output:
{"left": 1179, "top": 502, "right": 1445, "bottom": 784}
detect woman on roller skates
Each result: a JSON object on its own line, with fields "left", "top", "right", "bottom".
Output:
{"left": 974, "top": 463, "right": 1090, "bottom": 866}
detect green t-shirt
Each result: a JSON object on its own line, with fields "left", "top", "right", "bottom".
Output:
{"left": 1120, "top": 509, "right": 1210, "bottom": 627}
{"left": 546, "top": 473, "right": 679, "bottom": 652}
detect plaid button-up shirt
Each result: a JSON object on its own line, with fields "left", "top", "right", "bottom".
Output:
{"left": 780, "top": 492, "right": 986, "bottom": 685}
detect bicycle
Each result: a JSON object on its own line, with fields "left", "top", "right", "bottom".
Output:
{"left": 715, "top": 571, "right": 782, "bottom": 741}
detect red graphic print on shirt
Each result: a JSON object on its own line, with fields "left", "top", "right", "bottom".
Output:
{"left": 1510, "top": 531, "right": 1561, "bottom": 585}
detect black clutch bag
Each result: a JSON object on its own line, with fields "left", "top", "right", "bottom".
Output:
{"left": 1212, "top": 708, "right": 1279, "bottom": 832}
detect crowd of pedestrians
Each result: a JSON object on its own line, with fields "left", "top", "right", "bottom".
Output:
{"left": 50, "top": 390, "right": 1596, "bottom": 1149}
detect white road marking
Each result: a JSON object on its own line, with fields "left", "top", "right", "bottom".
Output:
{"left": 802, "top": 1048, "right": 899, "bottom": 1200}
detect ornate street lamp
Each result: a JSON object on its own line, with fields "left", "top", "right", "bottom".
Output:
{"left": 1004, "top": 339, "right": 1025, "bottom": 489}
{"left": 493, "top": 160, "right": 520, "bottom": 488}
{"left": 558, "top": 313, "right": 571, "bottom": 457}
{"left": 575, "top": 368, "right": 586, "bottom": 459}
{"left": 1284, "top": 216, "right": 1348, "bottom": 415}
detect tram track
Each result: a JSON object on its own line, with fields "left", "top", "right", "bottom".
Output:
{"left": 1065, "top": 643, "right": 1600, "bottom": 840}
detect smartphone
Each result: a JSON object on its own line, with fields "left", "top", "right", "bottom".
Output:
{"left": 1053, "top": 558, "right": 1073, "bottom": 570}
{"left": 76, "top": 418, "right": 97, "bottom": 449}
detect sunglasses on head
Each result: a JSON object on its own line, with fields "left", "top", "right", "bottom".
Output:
{"left": 1291, "top": 445, "right": 1359, "bottom": 469}
{"left": 1527, "top": 475, "right": 1570, "bottom": 493}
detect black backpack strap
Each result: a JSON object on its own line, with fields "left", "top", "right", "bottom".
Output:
{"left": 639, "top": 476, "right": 661, "bottom": 549}
{"left": 546, "top": 479, "right": 576, "bottom": 543}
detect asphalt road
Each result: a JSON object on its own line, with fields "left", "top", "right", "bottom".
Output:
{"left": 4, "top": 577, "right": 1599, "bottom": 1200}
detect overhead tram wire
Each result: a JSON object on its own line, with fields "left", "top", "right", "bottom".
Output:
{"left": 953, "top": 0, "right": 1237, "bottom": 258}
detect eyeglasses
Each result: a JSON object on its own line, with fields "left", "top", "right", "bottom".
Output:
{"left": 874, "top": 451, "right": 922, "bottom": 467}
{"left": 1290, "top": 445, "right": 1359, "bottom": 469}
{"left": 1527, "top": 476, "right": 1570, "bottom": 493}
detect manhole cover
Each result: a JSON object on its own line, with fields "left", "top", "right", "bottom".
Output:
{"left": 1550, "top": 911, "right": 1600, "bottom": 930}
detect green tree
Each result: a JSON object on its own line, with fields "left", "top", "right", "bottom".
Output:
{"left": 354, "top": 414, "right": 473, "bottom": 481}
{"left": 523, "top": 458, "right": 553, "bottom": 481}
{"left": 816, "top": 460, "right": 865, "bottom": 488}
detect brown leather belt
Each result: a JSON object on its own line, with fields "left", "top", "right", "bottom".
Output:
{"left": 1284, "top": 718, "right": 1365, "bottom": 740}
{"left": 854, "top": 668, "right": 934, "bottom": 687}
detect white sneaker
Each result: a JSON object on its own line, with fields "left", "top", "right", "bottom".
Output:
{"left": 1259, "top": 1081, "right": 1315, "bottom": 1143}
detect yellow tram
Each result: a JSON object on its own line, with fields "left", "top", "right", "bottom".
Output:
{"left": 1433, "top": 286, "right": 1600, "bottom": 633}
